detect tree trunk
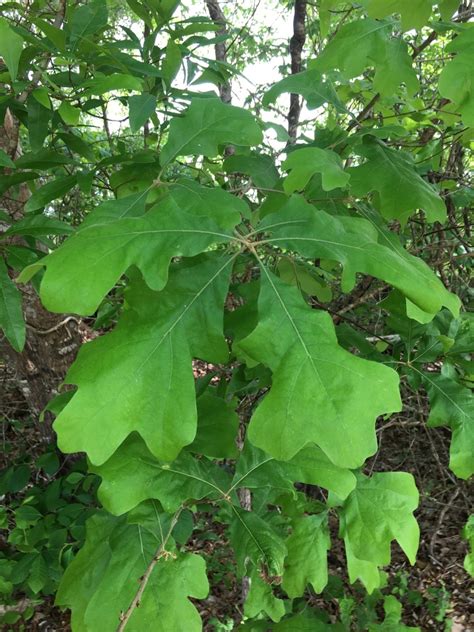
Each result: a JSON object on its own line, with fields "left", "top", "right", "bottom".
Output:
{"left": 288, "top": 0, "right": 307, "bottom": 143}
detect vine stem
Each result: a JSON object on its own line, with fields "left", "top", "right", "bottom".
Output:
{"left": 116, "top": 508, "right": 183, "bottom": 632}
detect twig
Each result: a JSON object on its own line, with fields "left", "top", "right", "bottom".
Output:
{"left": 116, "top": 508, "right": 183, "bottom": 631}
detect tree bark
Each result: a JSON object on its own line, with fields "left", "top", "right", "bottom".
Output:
{"left": 205, "top": 0, "right": 232, "bottom": 104}
{"left": 288, "top": 0, "right": 307, "bottom": 143}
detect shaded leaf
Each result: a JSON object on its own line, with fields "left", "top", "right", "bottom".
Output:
{"left": 161, "top": 97, "right": 262, "bottom": 165}
{"left": 0, "top": 259, "right": 25, "bottom": 352}
{"left": 282, "top": 513, "right": 330, "bottom": 597}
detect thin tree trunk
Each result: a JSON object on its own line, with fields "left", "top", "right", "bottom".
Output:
{"left": 205, "top": 0, "right": 232, "bottom": 104}
{"left": 288, "top": 0, "right": 307, "bottom": 143}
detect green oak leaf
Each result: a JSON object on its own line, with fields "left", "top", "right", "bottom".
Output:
{"left": 161, "top": 97, "right": 262, "bottom": 165}
{"left": 314, "top": 20, "right": 418, "bottom": 97}
{"left": 168, "top": 178, "right": 249, "bottom": 229}
{"left": 344, "top": 538, "right": 382, "bottom": 594}
{"left": 19, "top": 194, "right": 234, "bottom": 315}
{"left": 373, "top": 38, "right": 419, "bottom": 97}
{"left": 80, "top": 191, "right": 149, "bottom": 228}
{"left": 230, "top": 507, "right": 287, "bottom": 578}
{"left": 56, "top": 513, "right": 208, "bottom": 632}
{"left": 245, "top": 570, "right": 286, "bottom": 623}
{"left": 425, "top": 374, "right": 473, "bottom": 479}
{"left": 53, "top": 254, "right": 233, "bottom": 465}
{"left": 368, "top": 595, "right": 421, "bottom": 631}
{"left": 0, "top": 259, "right": 25, "bottom": 352}
{"left": 258, "top": 196, "right": 459, "bottom": 318}
{"left": 314, "top": 20, "right": 386, "bottom": 77}
{"left": 237, "top": 270, "right": 401, "bottom": 467}
{"left": 232, "top": 443, "right": 356, "bottom": 500}
{"left": 348, "top": 136, "right": 446, "bottom": 224}
{"left": 339, "top": 472, "right": 419, "bottom": 588}
{"left": 283, "top": 147, "right": 349, "bottom": 193}
{"left": 367, "top": 0, "right": 433, "bottom": 31}
{"left": 0, "top": 18, "right": 24, "bottom": 81}
{"left": 439, "top": 26, "right": 474, "bottom": 128}
{"left": 223, "top": 153, "right": 280, "bottom": 189}
{"left": 282, "top": 513, "right": 330, "bottom": 597}
{"left": 263, "top": 68, "right": 346, "bottom": 112}
{"left": 91, "top": 434, "right": 232, "bottom": 514}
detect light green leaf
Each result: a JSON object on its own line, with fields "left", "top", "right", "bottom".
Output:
{"left": 0, "top": 259, "right": 25, "bottom": 352}
{"left": 161, "top": 97, "right": 262, "bottom": 165}
{"left": 425, "top": 374, "right": 474, "bottom": 479}
{"left": 128, "top": 94, "right": 157, "bottom": 132}
{"left": 315, "top": 20, "right": 418, "bottom": 97}
{"left": 69, "top": 0, "right": 109, "bottom": 46}
{"left": 24, "top": 175, "right": 77, "bottom": 212}
{"left": 263, "top": 68, "right": 346, "bottom": 112}
{"left": 344, "top": 538, "right": 382, "bottom": 593}
{"left": 283, "top": 147, "right": 349, "bottom": 193}
{"left": 0, "top": 18, "right": 24, "bottom": 81}
{"left": 168, "top": 178, "right": 248, "bottom": 229}
{"left": 58, "top": 101, "right": 81, "bottom": 125}
{"left": 162, "top": 39, "right": 182, "bottom": 84}
{"left": 53, "top": 254, "right": 233, "bottom": 465}
{"left": 19, "top": 194, "right": 235, "bottom": 315}
{"left": 439, "top": 26, "right": 474, "bottom": 128}
{"left": 232, "top": 443, "right": 356, "bottom": 500}
{"left": 282, "top": 513, "right": 330, "bottom": 597}
{"left": 259, "top": 196, "right": 458, "bottom": 317}
{"left": 245, "top": 570, "right": 286, "bottom": 623}
{"left": 373, "top": 38, "right": 419, "bottom": 97}
{"left": 80, "top": 191, "right": 149, "bottom": 228}
{"left": 237, "top": 271, "right": 401, "bottom": 467}
{"left": 91, "top": 434, "right": 231, "bottom": 514}
{"left": 230, "top": 507, "right": 287, "bottom": 578}
{"left": 56, "top": 513, "right": 208, "bottom": 632}
{"left": 367, "top": 0, "right": 433, "bottom": 31}
{"left": 349, "top": 136, "right": 446, "bottom": 224}
{"left": 315, "top": 19, "right": 391, "bottom": 78}
{"left": 339, "top": 472, "right": 419, "bottom": 578}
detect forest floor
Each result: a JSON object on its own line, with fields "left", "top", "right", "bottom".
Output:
{"left": 1, "top": 365, "right": 472, "bottom": 631}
